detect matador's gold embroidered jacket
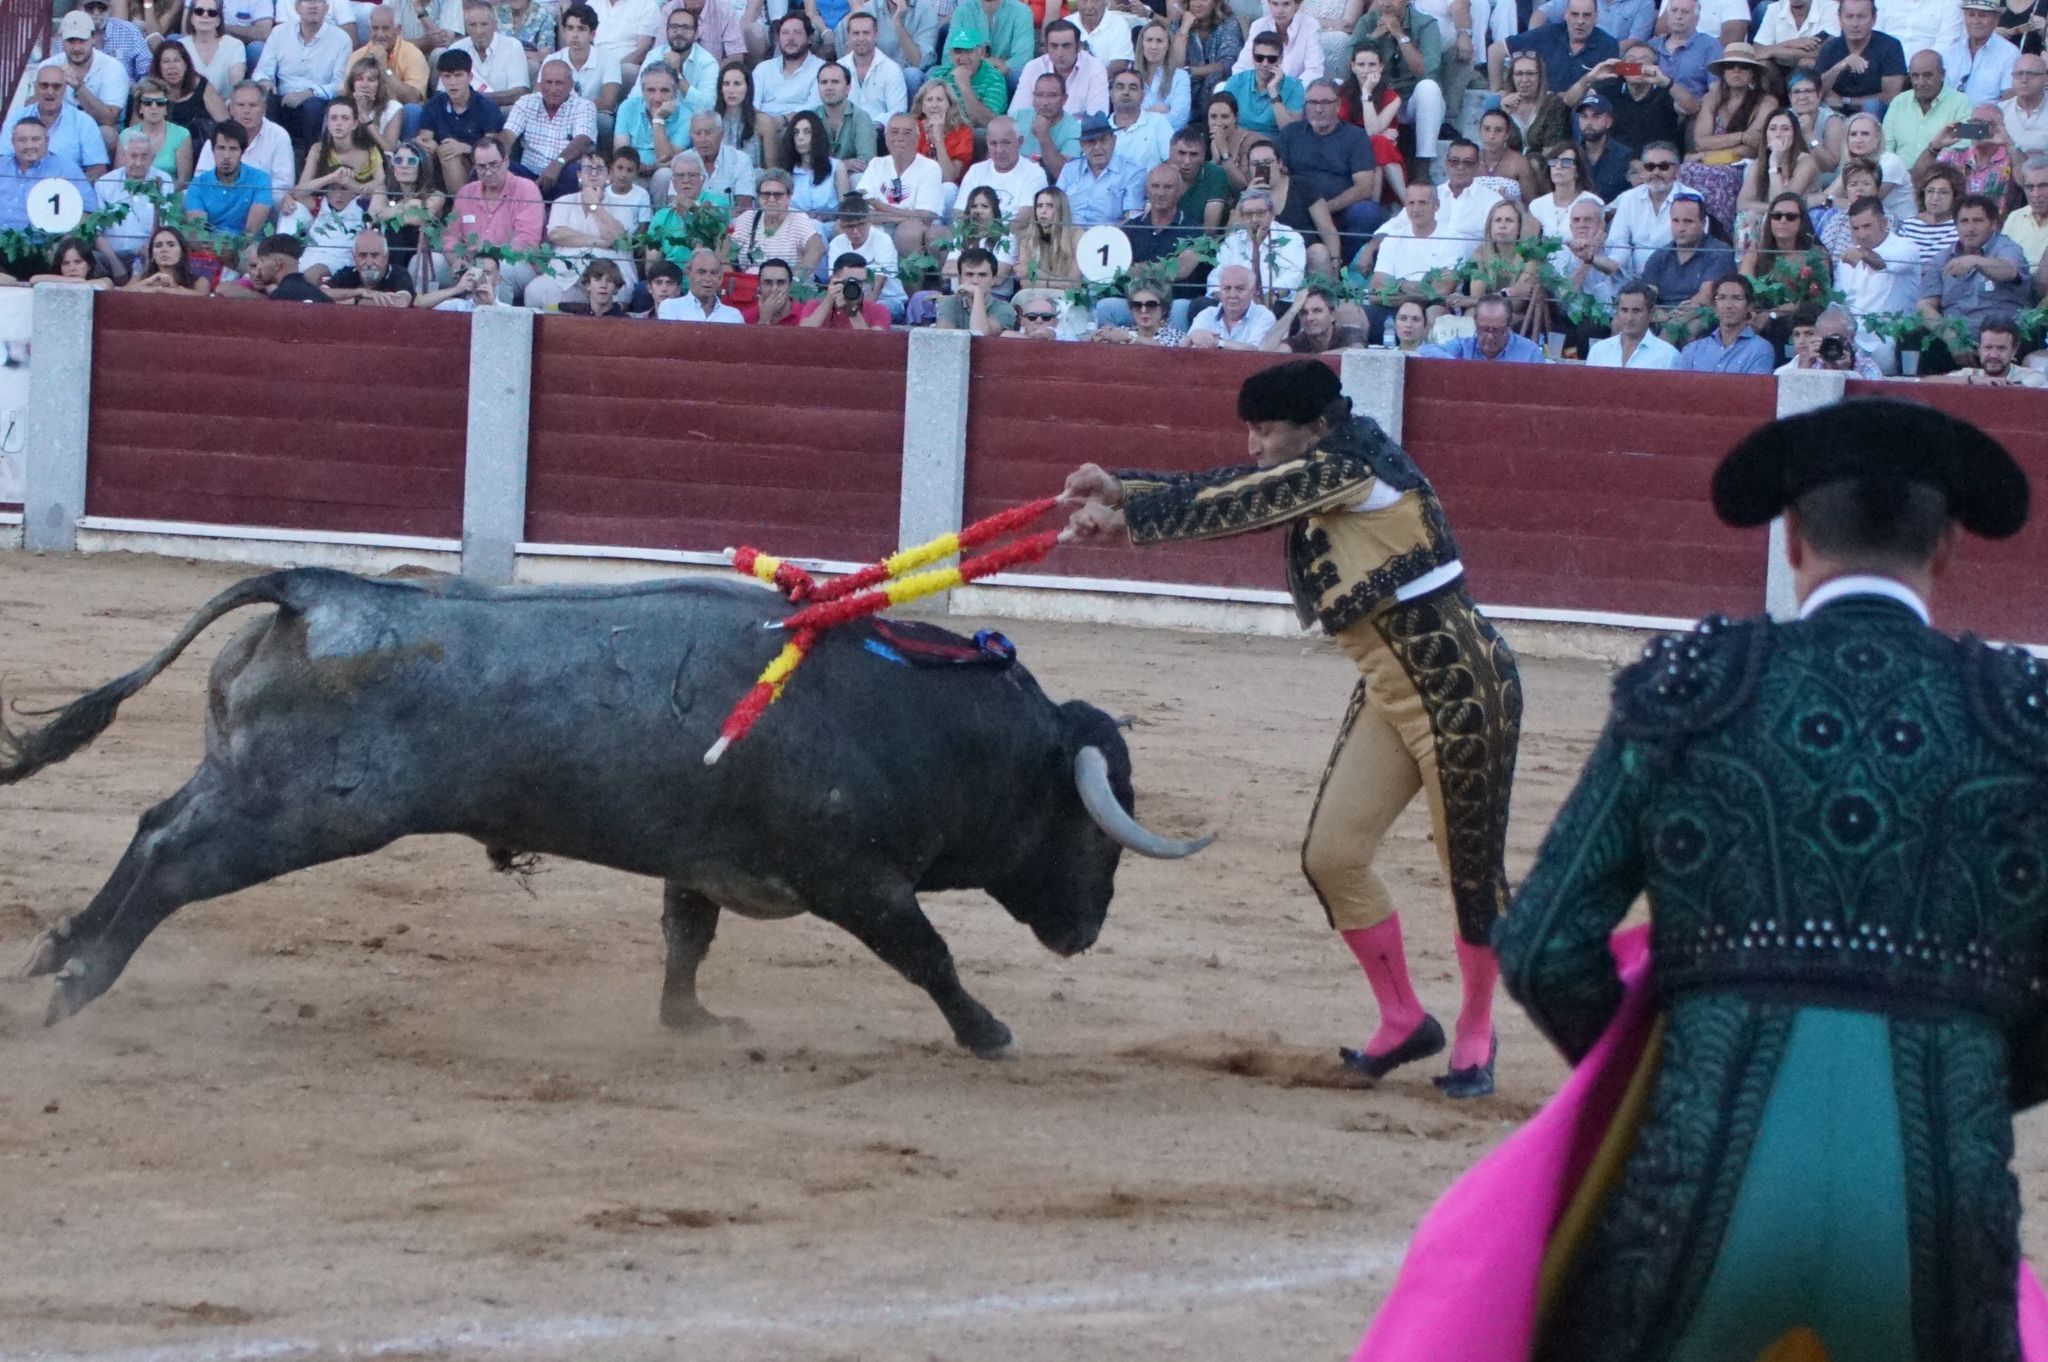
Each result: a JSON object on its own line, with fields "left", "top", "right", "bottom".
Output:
{"left": 1113, "top": 412, "right": 1461, "bottom": 634}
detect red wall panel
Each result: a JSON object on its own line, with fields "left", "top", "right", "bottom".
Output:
{"left": 964, "top": 343, "right": 1328, "bottom": 593}
{"left": 1404, "top": 359, "right": 1777, "bottom": 621}
{"left": 526, "top": 319, "right": 906, "bottom": 564}
{"left": 85, "top": 292, "right": 468, "bottom": 538}
{"left": 1844, "top": 380, "right": 2048, "bottom": 641}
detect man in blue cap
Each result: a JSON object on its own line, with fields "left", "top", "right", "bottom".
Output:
{"left": 1055, "top": 111, "right": 1146, "bottom": 225}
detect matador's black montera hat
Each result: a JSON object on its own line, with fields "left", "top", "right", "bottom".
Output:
{"left": 1711, "top": 397, "right": 2030, "bottom": 539}
{"left": 1239, "top": 359, "right": 1345, "bottom": 426}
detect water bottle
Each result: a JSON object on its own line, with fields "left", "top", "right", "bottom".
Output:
{"left": 1382, "top": 314, "right": 1397, "bottom": 349}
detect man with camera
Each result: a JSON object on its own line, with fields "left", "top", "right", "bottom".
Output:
{"left": 798, "top": 252, "right": 893, "bottom": 328}
{"left": 1776, "top": 303, "right": 1884, "bottom": 376}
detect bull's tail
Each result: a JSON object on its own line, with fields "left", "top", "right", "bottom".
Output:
{"left": 0, "top": 570, "right": 319, "bottom": 786}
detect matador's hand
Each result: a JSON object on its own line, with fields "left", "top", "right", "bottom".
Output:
{"left": 1065, "top": 500, "right": 1128, "bottom": 542}
{"left": 1061, "top": 463, "right": 1124, "bottom": 507}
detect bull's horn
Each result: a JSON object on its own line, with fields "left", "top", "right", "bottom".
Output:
{"left": 1074, "top": 746, "right": 1214, "bottom": 860}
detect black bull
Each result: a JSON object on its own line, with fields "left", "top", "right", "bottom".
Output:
{"left": 3, "top": 569, "right": 1209, "bottom": 1057}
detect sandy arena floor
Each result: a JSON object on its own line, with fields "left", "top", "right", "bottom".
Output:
{"left": 3, "top": 552, "right": 2046, "bottom": 1362}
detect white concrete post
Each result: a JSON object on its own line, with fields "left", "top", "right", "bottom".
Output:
{"left": 898, "top": 326, "right": 972, "bottom": 552}
{"left": 1767, "top": 368, "right": 1849, "bottom": 620}
{"left": 1339, "top": 347, "right": 1405, "bottom": 442}
{"left": 461, "top": 306, "right": 534, "bottom": 583}
{"left": 23, "top": 282, "right": 94, "bottom": 553}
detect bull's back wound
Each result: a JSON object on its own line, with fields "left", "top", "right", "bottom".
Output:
{"left": 704, "top": 499, "right": 1068, "bottom": 766}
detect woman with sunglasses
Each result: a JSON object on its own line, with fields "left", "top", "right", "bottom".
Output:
{"left": 1526, "top": 140, "right": 1602, "bottom": 238}
{"left": 174, "top": 1, "right": 246, "bottom": 94}
{"left": 150, "top": 43, "right": 227, "bottom": 145}
{"left": 128, "top": 78, "right": 195, "bottom": 184}
{"left": 124, "top": 227, "right": 212, "bottom": 295}
{"left": 1002, "top": 287, "right": 1067, "bottom": 340}
{"left": 369, "top": 139, "right": 447, "bottom": 290}
{"left": 344, "top": 57, "right": 407, "bottom": 156}
{"left": 1090, "top": 277, "right": 1185, "bottom": 345}
{"left": 1740, "top": 192, "right": 1829, "bottom": 314}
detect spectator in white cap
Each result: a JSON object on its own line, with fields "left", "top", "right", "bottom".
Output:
{"left": 1944, "top": 0, "right": 2020, "bottom": 105}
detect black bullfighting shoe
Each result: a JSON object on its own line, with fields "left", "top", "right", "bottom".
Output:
{"left": 1338, "top": 1014, "right": 1446, "bottom": 1080}
{"left": 1433, "top": 1035, "right": 1497, "bottom": 1100}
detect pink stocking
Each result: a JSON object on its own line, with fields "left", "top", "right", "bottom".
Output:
{"left": 1452, "top": 938, "right": 1500, "bottom": 1070}
{"left": 1343, "top": 916, "right": 1428, "bottom": 1057}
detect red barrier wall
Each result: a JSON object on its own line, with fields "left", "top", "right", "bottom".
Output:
{"left": 1405, "top": 360, "right": 1777, "bottom": 621}
{"left": 964, "top": 344, "right": 1326, "bottom": 593}
{"left": 1844, "top": 380, "right": 2048, "bottom": 641}
{"left": 86, "top": 293, "right": 469, "bottom": 538}
{"left": 526, "top": 320, "right": 906, "bottom": 564}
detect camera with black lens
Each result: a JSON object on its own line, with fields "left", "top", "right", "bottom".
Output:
{"left": 1818, "top": 335, "right": 1850, "bottom": 365}
{"left": 840, "top": 278, "right": 864, "bottom": 305}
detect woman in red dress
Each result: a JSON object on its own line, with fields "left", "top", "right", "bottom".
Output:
{"left": 1336, "top": 47, "right": 1407, "bottom": 201}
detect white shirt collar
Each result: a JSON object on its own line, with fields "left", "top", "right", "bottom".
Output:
{"left": 1798, "top": 574, "right": 1930, "bottom": 624}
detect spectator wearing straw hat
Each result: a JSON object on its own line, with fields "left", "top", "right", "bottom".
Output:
{"left": 1944, "top": 0, "right": 2021, "bottom": 105}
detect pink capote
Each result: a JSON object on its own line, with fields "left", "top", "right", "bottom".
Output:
{"left": 1354, "top": 924, "right": 2048, "bottom": 1362}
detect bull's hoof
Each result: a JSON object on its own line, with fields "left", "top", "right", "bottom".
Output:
{"left": 659, "top": 1000, "right": 750, "bottom": 1036}
{"left": 962, "top": 1019, "right": 1015, "bottom": 1060}
{"left": 19, "top": 923, "right": 72, "bottom": 979}
{"left": 42, "top": 959, "right": 98, "bottom": 1027}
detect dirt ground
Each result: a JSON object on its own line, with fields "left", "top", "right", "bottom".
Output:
{"left": 4, "top": 553, "right": 2046, "bottom": 1362}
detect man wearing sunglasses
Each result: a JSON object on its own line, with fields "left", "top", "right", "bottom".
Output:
{"left": 3, "top": 60, "right": 111, "bottom": 173}
{"left": 1604, "top": 138, "right": 1685, "bottom": 270}
{"left": 1217, "top": 32, "right": 1304, "bottom": 134}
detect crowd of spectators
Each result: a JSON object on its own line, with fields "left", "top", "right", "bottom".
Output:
{"left": 0, "top": 0, "right": 2043, "bottom": 384}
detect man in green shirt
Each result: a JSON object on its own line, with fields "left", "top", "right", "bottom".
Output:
{"left": 1883, "top": 47, "right": 1973, "bottom": 163}
{"left": 942, "top": 0, "right": 1036, "bottom": 82}
{"left": 938, "top": 30, "right": 1008, "bottom": 125}
{"left": 1171, "top": 125, "right": 1230, "bottom": 229}
{"left": 812, "top": 61, "right": 878, "bottom": 170}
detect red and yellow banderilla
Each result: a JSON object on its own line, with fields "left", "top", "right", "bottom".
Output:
{"left": 705, "top": 498, "right": 1068, "bottom": 765}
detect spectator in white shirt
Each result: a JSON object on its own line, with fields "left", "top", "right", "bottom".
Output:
{"left": 824, "top": 193, "right": 907, "bottom": 315}
{"left": 854, "top": 112, "right": 943, "bottom": 253}
{"left": 1943, "top": 0, "right": 2019, "bottom": 105}
{"left": 658, "top": 244, "right": 746, "bottom": 318}
{"left": 1212, "top": 186, "right": 1306, "bottom": 303}
{"left": 254, "top": 0, "right": 353, "bottom": 145}
{"left": 586, "top": 0, "right": 661, "bottom": 82}
{"left": 197, "top": 77, "right": 299, "bottom": 201}
{"left": 1187, "top": 263, "right": 1279, "bottom": 346}
{"left": 451, "top": 1, "right": 531, "bottom": 105}
{"left": 1357, "top": 180, "right": 1471, "bottom": 327}
{"left": 1009, "top": 21, "right": 1110, "bottom": 119}
{"left": 94, "top": 128, "right": 173, "bottom": 276}
{"left": 1433, "top": 139, "right": 1503, "bottom": 249}
{"left": 1234, "top": 0, "right": 1323, "bottom": 82}
{"left": 1834, "top": 191, "right": 1921, "bottom": 368}
{"left": 841, "top": 11, "right": 909, "bottom": 124}
{"left": 1877, "top": 0, "right": 1963, "bottom": 68}
{"left": 1754, "top": 0, "right": 1840, "bottom": 67}
{"left": 1072, "top": 0, "right": 1136, "bottom": 73}
{"left": 1106, "top": 68, "right": 1174, "bottom": 167}
{"left": 56, "top": 11, "right": 130, "bottom": 157}
{"left": 1584, "top": 282, "right": 1681, "bottom": 366}
{"left": 1605, "top": 139, "right": 1684, "bottom": 270}
{"left": 2002, "top": 53, "right": 2048, "bottom": 154}
{"left": 751, "top": 10, "right": 825, "bottom": 151}
{"left": 956, "top": 115, "right": 1048, "bottom": 218}
{"left": 548, "top": 3, "right": 626, "bottom": 120}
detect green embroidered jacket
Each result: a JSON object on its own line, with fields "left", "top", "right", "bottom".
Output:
{"left": 1497, "top": 596, "right": 2048, "bottom": 1362}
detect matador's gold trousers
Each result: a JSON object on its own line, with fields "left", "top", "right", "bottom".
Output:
{"left": 1301, "top": 584, "right": 1523, "bottom": 945}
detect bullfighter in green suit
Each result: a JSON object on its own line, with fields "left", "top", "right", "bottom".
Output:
{"left": 1497, "top": 397, "right": 2048, "bottom": 1362}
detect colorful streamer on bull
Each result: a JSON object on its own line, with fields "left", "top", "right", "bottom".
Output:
{"left": 705, "top": 499, "right": 1066, "bottom": 765}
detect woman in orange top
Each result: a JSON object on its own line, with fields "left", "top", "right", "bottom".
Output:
{"left": 915, "top": 81, "right": 975, "bottom": 185}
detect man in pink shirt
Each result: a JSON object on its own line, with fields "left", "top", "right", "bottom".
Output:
{"left": 445, "top": 133, "right": 546, "bottom": 301}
